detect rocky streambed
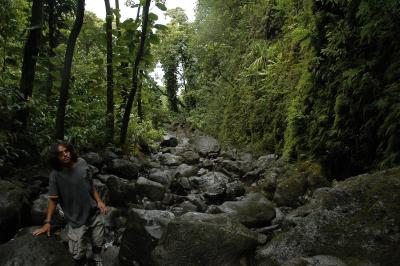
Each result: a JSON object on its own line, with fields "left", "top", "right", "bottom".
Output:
{"left": 0, "top": 127, "right": 399, "bottom": 266}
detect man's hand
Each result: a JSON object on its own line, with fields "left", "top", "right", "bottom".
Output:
{"left": 97, "top": 201, "right": 108, "bottom": 214}
{"left": 32, "top": 223, "right": 51, "bottom": 237}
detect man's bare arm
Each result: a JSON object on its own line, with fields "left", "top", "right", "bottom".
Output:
{"left": 32, "top": 196, "right": 58, "bottom": 236}
{"left": 92, "top": 184, "right": 108, "bottom": 214}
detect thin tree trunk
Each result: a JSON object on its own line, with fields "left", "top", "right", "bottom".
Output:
{"left": 46, "top": 0, "right": 56, "bottom": 101}
{"left": 115, "top": 0, "right": 121, "bottom": 33}
{"left": 18, "top": 0, "right": 44, "bottom": 131}
{"left": 120, "top": 0, "right": 151, "bottom": 144}
{"left": 105, "top": 0, "right": 114, "bottom": 143}
{"left": 55, "top": 0, "right": 85, "bottom": 140}
{"left": 137, "top": 70, "right": 143, "bottom": 121}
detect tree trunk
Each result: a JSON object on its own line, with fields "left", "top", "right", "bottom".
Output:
{"left": 120, "top": 0, "right": 151, "bottom": 144}
{"left": 46, "top": 0, "right": 56, "bottom": 102}
{"left": 165, "top": 64, "right": 179, "bottom": 112}
{"left": 18, "top": 0, "right": 44, "bottom": 131}
{"left": 137, "top": 70, "right": 144, "bottom": 121}
{"left": 55, "top": 0, "right": 85, "bottom": 140}
{"left": 105, "top": 0, "right": 114, "bottom": 143}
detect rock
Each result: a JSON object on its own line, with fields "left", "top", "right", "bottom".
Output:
{"left": 178, "top": 201, "right": 199, "bottom": 213}
{"left": 102, "top": 149, "right": 119, "bottom": 161}
{"left": 103, "top": 207, "right": 126, "bottom": 229}
{"left": 191, "top": 135, "right": 221, "bottom": 157}
{"left": 106, "top": 175, "right": 137, "bottom": 206}
{"left": 255, "top": 167, "right": 400, "bottom": 265}
{"left": 0, "top": 180, "right": 30, "bottom": 243}
{"left": 107, "top": 159, "right": 139, "bottom": 180}
{"left": 273, "top": 172, "right": 308, "bottom": 207}
{"left": 119, "top": 208, "right": 175, "bottom": 265}
{"left": 254, "top": 154, "right": 278, "bottom": 171}
{"left": 160, "top": 135, "right": 178, "bottom": 147}
{"left": 181, "top": 150, "right": 200, "bottom": 165}
{"left": 101, "top": 246, "right": 120, "bottom": 266}
{"left": 189, "top": 171, "right": 231, "bottom": 204}
{"left": 281, "top": 255, "right": 347, "bottom": 266}
{"left": 151, "top": 212, "right": 258, "bottom": 266}
{"left": 225, "top": 181, "right": 246, "bottom": 200}
{"left": 216, "top": 193, "right": 276, "bottom": 227}
{"left": 159, "top": 153, "right": 182, "bottom": 166}
{"left": 136, "top": 177, "right": 165, "bottom": 201}
{"left": 175, "top": 164, "right": 198, "bottom": 178}
{"left": 148, "top": 168, "right": 173, "bottom": 187}
{"left": 0, "top": 227, "right": 75, "bottom": 265}
{"left": 81, "top": 152, "right": 103, "bottom": 167}
{"left": 97, "top": 174, "right": 114, "bottom": 183}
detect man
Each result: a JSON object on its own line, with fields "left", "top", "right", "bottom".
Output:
{"left": 33, "top": 141, "right": 108, "bottom": 266}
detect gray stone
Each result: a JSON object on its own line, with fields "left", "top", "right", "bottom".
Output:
{"left": 119, "top": 208, "right": 175, "bottom": 266}
{"left": 159, "top": 153, "right": 182, "bottom": 166}
{"left": 148, "top": 168, "right": 173, "bottom": 186}
{"left": 160, "top": 134, "right": 178, "bottom": 147}
{"left": 181, "top": 150, "right": 200, "bottom": 164}
{"left": 0, "top": 227, "right": 74, "bottom": 266}
{"left": 94, "top": 178, "right": 109, "bottom": 204}
{"left": 107, "top": 159, "right": 139, "bottom": 180}
{"left": 217, "top": 193, "right": 276, "bottom": 227}
{"left": 30, "top": 194, "right": 65, "bottom": 226}
{"left": 82, "top": 152, "right": 103, "bottom": 167}
{"left": 106, "top": 175, "right": 137, "bottom": 206}
{"left": 136, "top": 177, "right": 165, "bottom": 201}
{"left": 151, "top": 212, "right": 258, "bottom": 266}
{"left": 175, "top": 164, "right": 198, "bottom": 178}
{"left": 226, "top": 181, "right": 246, "bottom": 200}
{"left": 191, "top": 135, "right": 221, "bottom": 157}
{"left": 255, "top": 167, "right": 400, "bottom": 266}
{"left": 0, "top": 180, "right": 30, "bottom": 243}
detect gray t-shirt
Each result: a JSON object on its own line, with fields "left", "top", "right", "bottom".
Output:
{"left": 49, "top": 158, "right": 98, "bottom": 227}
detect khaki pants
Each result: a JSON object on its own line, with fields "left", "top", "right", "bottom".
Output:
{"left": 67, "top": 214, "right": 105, "bottom": 260}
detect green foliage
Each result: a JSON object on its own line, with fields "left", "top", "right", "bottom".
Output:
{"left": 186, "top": 0, "right": 400, "bottom": 178}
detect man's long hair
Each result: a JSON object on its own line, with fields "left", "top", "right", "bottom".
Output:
{"left": 48, "top": 141, "right": 78, "bottom": 171}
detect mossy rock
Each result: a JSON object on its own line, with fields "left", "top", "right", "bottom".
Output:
{"left": 255, "top": 167, "right": 400, "bottom": 265}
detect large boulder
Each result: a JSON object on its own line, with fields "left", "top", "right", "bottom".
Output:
{"left": 119, "top": 208, "right": 175, "bottom": 265}
{"left": 191, "top": 135, "right": 221, "bottom": 157}
{"left": 160, "top": 134, "right": 178, "bottom": 147}
{"left": 136, "top": 177, "right": 165, "bottom": 201}
{"left": 106, "top": 175, "right": 137, "bottom": 206}
{"left": 0, "top": 180, "right": 30, "bottom": 243}
{"left": 159, "top": 153, "right": 182, "bottom": 166}
{"left": 189, "top": 171, "right": 231, "bottom": 203}
{"left": 181, "top": 150, "right": 200, "bottom": 165}
{"left": 106, "top": 159, "right": 139, "bottom": 180}
{"left": 175, "top": 164, "right": 198, "bottom": 178}
{"left": 0, "top": 227, "right": 74, "bottom": 266}
{"left": 151, "top": 212, "right": 259, "bottom": 266}
{"left": 255, "top": 167, "right": 400, "bottom": 265}
{"left": 148, "top": 168, "right": 173, "bottom": 187}
{"left": 216, "top": 193, "right": 276, "bottom": 227}
{"left": 81, "top": 152, "right": 103, "bottom": 167}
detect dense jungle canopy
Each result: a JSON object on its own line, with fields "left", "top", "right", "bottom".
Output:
{"left": 1, "top": 0, "right": 399, "bottom": 180}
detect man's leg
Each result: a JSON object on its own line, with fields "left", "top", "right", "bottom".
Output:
{"left": 67, "top": 223, "right": 88, "bottom": 265}
{"left": 89, "top": 214, "right": 105, "bottom": 265}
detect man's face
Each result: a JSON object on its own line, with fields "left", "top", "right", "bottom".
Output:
{"left": 57, "top": 144, "right": 71, "bottom": 165}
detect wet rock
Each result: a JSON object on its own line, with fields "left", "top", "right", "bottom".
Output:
{"left": 136, "top": 177, "right": 165, "bottom": 201}
{"left": 151, "top": 212, "right": 258, "bottom": 266}
{"left": 255, "top": 167, "right": 400, "bottom": 265}
{"left": 175, "top": 164, "right": 198, "bottom": 178}
{"left": 191, "top": 135, "right": 221, "bottom": 157}
{"left": 225, "top": 181, "right": 246, "bottom": 200}
{"left": 106, "top": 175, "right": 137, "bottom": 206}
{"left": 0, "top": 180, "right": 30, "bottom": 243}
{"left": 273, "top": 172, "right": 308, "bottom": 207}
{"left": 181, "top": 150, "right": 200, "bottom": 165}
{"left": 159, "top": 153, "right": 182, "bottom": 166}
{"left": 189, "top": 171, "right": 231, "bottom": 204}
{"left": 119, "top": 208, "right": 175, "bottom": 265}
{"left": 82, "top": 152, "right": 103, "bottom": 167}
{"left": 160, "top": 135, "right": 178, "bottom": 147}
{"left": 216, "top": 193, "right": 276, "bottom": 227}
{"left": 106, "top": 159, "right": 139, "bottom": 180}
{"left": 0, "top": 227, "right": 74, "bottom": 266}
{"left": 282, "top": 255, "right": 347, "bottom": 266}
{"left": 148, "top": 168, "right": 173, "bottom": 187}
